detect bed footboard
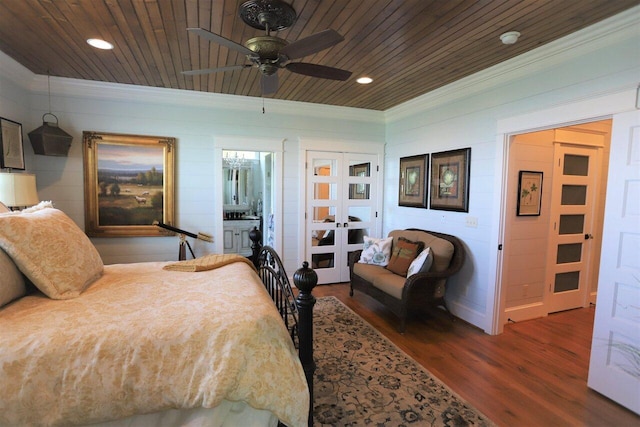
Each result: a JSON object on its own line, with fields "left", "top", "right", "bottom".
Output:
{"left": 251, "top": 229, "right": 317, "bottom": 427}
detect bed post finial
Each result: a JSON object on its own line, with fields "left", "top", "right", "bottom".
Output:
{"left": 249, "top": 226, "right": 262, "bottom": 267}
{"left": 293, "top": 261, "right": 317, "bottom": 427}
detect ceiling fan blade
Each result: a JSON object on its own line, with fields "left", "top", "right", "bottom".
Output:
{"left": 280, "top": 29, "right": 344, "bottom": 60}
{"left": 261, "top": 74, "right": 279, "bottom": 95}
{"left": 286, "top": 62, "right": 352, "bottom": 81}
{"left": 182, "top": 64, "right": 252, "bottom": 76}
{"left": 187, "top": 27, "right": 254, "bottom": 56}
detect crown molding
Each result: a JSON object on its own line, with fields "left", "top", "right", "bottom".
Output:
{"left": 384, "top": 5, "right": 640, "bottom": 122}
{"left": 25, "top": 74, "right": 383, "bottom": 124}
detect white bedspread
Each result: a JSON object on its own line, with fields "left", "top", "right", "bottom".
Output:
{"left": 0, "top": 261, "right": 308, "bottom": 427}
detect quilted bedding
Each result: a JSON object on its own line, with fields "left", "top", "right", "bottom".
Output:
{"left": 0, "top": 260, "right": 308, "bottom": 427}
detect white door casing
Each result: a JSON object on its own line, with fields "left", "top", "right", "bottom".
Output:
{"left": 588, "top": 110, "right": 640, "bottom": 414}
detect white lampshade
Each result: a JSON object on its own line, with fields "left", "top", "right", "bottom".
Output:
{"left": 0, "top": 173, "right": 39, "bottom": 207}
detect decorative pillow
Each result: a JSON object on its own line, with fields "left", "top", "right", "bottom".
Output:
{"left": 407, "top": 247, "right": 434, "bottom": 278}
{"left": 0, "top": 248, "right": 26, "bottom": 307}
{"left": 0, "top": 205, "right": 104, "bottom": 299}
{"left": 386, "top": 237, "right": 424, "bottom": 276}
{"left": 358, "top": 236, "right": 393, "bottom": 267}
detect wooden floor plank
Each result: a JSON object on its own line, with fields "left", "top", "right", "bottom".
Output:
{"left": 311, "top": 283, "right": 639, "bottom": 427}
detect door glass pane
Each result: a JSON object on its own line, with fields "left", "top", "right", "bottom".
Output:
{"left": 312, "top": 253, "right": 334, "bottom": 269}
{"left": 314, "top": 182, "right": 336, "bottom": 200}
{"left": 349, "top": 161, "right": 371, "bottom": 177}
{"left": 561, "top": 185, "right": 587, "bottom": 205}
{"left": 554, "top": 271, "right": 580, "bottom": 292}
{"left": 313, "top": 206, "right": 335, "bottom": 221}
{"left": 348, "top": 206, "right": 371, "bottom": 222}
{"left": 557, "top": 243, "right": 582, "bottom": 264}
{"left": 348, "top": 183, "right": 370, "bottom": 200}
{"left": 563, "top": 155, "right": 589, "bottom": 176}
{"left": 559, "top": 214, "right": 584, "bottom": 235}
{"left": 313, "top": 159, "right": 335, "bottom": 176}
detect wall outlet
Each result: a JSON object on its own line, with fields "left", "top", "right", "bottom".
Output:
{"left": 465, "top": 216, "right": 478, "bottom": 228}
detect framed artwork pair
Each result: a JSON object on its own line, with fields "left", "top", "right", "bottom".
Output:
{"left": 399, "top": 148, "right": 471, "bottom": 212}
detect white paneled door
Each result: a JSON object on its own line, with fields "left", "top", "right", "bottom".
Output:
{"left": 588, "top": 111, "right": 640, "bottom": 414}
{"left": 306, "top": 151, "right": 379, "bottom": 284}
{"left": 545, "top": 144, "right": 601, "bottom": 313}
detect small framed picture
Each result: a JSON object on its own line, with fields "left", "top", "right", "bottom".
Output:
{"left": 517, "top": 171, "right": 543, "bottom": 216}
{"left": 0, "top": 117, "right": 25, "bottom": 170}
{"left": 430, "top": 148, "right": 471, "bottom": 212}
{"left": 399, "top": 154, "right": 428, "bottom": 208}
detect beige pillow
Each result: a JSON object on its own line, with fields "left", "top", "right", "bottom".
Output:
{"left": 0, "top": 206, "right": 103, "bottom": 299}
{"left": 0, "top": 248, "right": 26, "bottom": 307}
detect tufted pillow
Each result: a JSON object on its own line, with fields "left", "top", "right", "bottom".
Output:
{"left": 407, "top": 247, "right": 434, "bottom": 278}
{"left": 0, "top": 248, "right": 26, "bottom": 307}
{"left": 0, "top": 205, "right": 104, "bottom": 299}
{"left": 386, "top": 237, "right": 424, "bottom": 276}
{"left": 358, "top": 236, "right": 393, "bottom": 267}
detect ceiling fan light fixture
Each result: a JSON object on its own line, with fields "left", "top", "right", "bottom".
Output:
{"left": 499, "top": 31, "right": 520, "bottom": 45}
{"left": 87, "top": 38, "right": 114, "bottom": 50}
{"left": 357, "top": 76, "right": 373, "bottom": 84}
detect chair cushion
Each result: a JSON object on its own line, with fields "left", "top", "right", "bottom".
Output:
{"left": 388, "top": 230, "right": 454, "bottom": 273}
{"left": 353, "top": 263, "right": 404, "bottom": 300}
{"left": 386, "top": 237, "right": 424, "bottom": 276}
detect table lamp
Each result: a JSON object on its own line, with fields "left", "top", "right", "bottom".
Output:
{"left": 0, "top": 172, "right": 39, "bottom": 210}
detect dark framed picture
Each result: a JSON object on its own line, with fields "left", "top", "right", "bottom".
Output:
{"left": 430, "top": 148, "right": 471, "bottom": 212}
{"left": 399, "top": 154, "right": 428, "bottom": 208}
{"left": 83, "top": 131, "right": 175, "bottom": 237}
{"left": 0, "top": 117, "right": 25, "bottom": 170}
{"left": 517, "top": 170, "right": 543, "bottom": 216}
{"left": 349, "top": 162, "right": 370, "bottom": 200}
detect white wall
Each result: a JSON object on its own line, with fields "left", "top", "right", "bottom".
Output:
{"left": 0, "top": 51, "right": 384, "bottom": 275}
{"left": 383, "top": 7, "right": 640, "bottom": 332}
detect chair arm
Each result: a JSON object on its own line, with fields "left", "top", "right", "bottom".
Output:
{"left": 349, "top": 250, "right": 362, "bottom": 268}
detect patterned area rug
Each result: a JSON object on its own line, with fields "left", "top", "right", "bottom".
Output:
{"left": 313, "top": 296, "right": 495, "bottom": 427}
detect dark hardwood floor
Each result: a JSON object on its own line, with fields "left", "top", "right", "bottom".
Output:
{"left": 311, "top": 283, "right": 639, "bottom": 427}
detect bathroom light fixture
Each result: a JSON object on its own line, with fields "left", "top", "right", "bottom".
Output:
{"left": 356, "top": 77, "right": 373, "bottom": 84}
{"left": 87, "top": 38, "right": 114, "bottom": 50}
{"left": 500, "top": 31, "right": 520, "bottom": 45}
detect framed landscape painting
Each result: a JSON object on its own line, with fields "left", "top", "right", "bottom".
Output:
{"left": 399, "top": 154, "right": 428, "bottom": 208}
{"left": 83, "top": 131, "right": 175, "bottom": 237}
{"left": 429, "top": 148, "right": 471, "bottom": 212}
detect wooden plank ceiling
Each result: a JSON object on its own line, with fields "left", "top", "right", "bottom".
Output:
{"left": 0, "top": 0, "right": 637, "bottom": 111}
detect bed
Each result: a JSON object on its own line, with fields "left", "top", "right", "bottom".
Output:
{"left": 0, "top": 202, "right": 313, "bottom": 427}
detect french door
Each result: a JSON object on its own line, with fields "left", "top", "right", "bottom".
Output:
{"left": 545, "top": 144, "right": 601, "bottom": 313}
{"left": 306, "top": 151, "right": 379, "bottom": 284}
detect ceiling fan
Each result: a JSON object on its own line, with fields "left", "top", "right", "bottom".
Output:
{"left": 182, "top": 0, "right": 352, "bottom": 95}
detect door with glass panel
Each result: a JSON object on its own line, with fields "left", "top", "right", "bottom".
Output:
{"left": 306, "top": 151, "right": 378, "bottom": 284}
{"left": 546, "top": 144, "right": 601, "bottom": 313}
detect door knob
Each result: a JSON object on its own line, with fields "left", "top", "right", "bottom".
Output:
{"left": 585, "top": 233, "right": 593, "bottom": 240}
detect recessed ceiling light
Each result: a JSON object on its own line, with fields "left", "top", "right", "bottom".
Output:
{"left": 357, "top": 76, "right": 373, "bottom": 84}
{"left": 87, "top": 38, "right": 114, "bottom": 50}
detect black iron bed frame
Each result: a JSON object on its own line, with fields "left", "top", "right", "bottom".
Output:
{"left": 249, "top": 229, "right": 316, "bottom": 427}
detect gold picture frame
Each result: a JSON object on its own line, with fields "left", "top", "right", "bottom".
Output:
{"left": 430, "top": 148, "right": 471, "bottom": 212}
{"left": 399, "top": 154, "right": 428, "bottom": 208}
{"left": 83, "top": 131, "right": 175, "bottom": 237}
